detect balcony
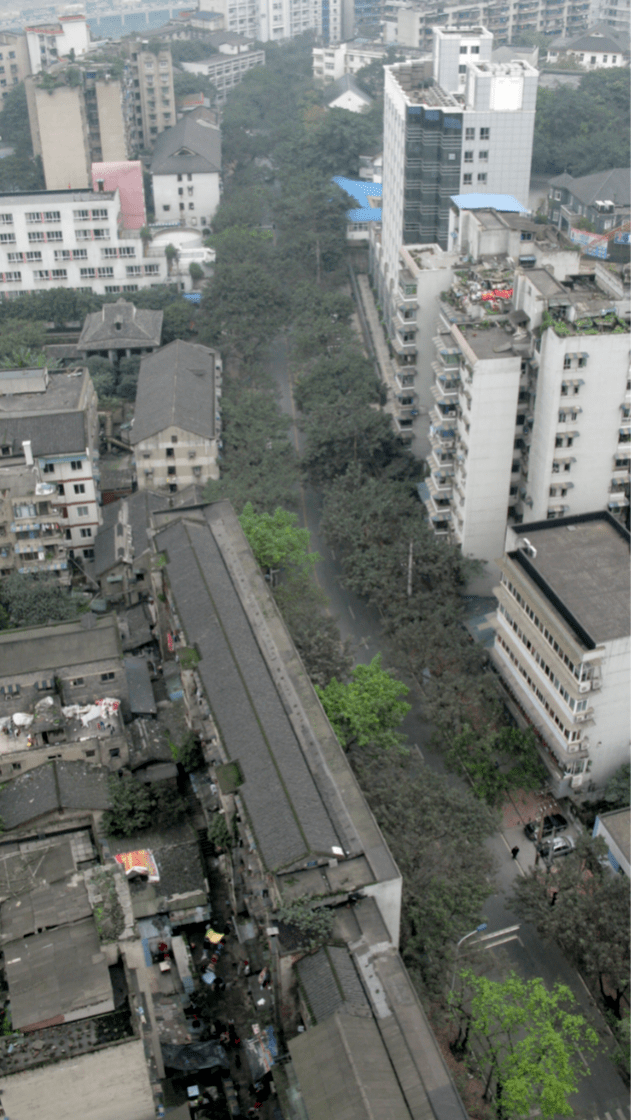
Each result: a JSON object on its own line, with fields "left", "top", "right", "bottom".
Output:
{"left": 431, "top": 370, "right": 459, "bottom": 401}
{"left": 391, "top": 331, "right": 417, "bottom": 356}
{"left": 427, "top": 474, "right": 453, "bottom": 501}
{"left": 427, "top": 449, "right": 454, "bottom": 474}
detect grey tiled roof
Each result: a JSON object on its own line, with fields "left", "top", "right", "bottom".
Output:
{"left": 93, "top": 489, "right": 160, "bottom": 577}
{"left": 77, "top": 299, "right": 163, "bottom": 352}
{"left": 124, "top": 657, "right": 156, "bottom": 715}
{"left": 0, "top": 877, "right": 91, "bottom": 943}
{"left": 154, "top": 515, "right": 343, "bottom": 870}
{"left": 0, "top": 761, "right": 110, "bottom": 830}
{"left": 549, "top": 167, "right": 630, "bottom": 207}
{"left": 0, "top": 371, "right": 88, "bottom": 457}
{"left": 297, "top": 947, "right": 368, "bottom": 1024}
{"left": 0, "top": 614, "right": 120, "bottom": 675}
{"left": 130, "top": 340, "right": 218, "bottom": 445}
{"left": 151, "top": 115, "right": 221, "bottom": 176}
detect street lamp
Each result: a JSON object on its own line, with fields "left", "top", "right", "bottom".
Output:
{"left": 450, "top": 923, "right": 487, "bottom": 992}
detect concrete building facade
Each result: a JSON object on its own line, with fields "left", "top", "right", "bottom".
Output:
{"left": 0, "top": 32, "right": 30, "bottom": 106}
{"left": 0, "top": 188, "right": 167, "bottom": 298}
{"left": 24, "top": 14, "right": 90, "bottom": 75}
{"left": 123, "top": 42, "right": 175, "bottom": 152}
{"left": 0, "top": 366, "right": 102, "bottom": 571}
{"left": 181, "top": 46, "right": 266, "bottom": 105}
{"left": 131, "top": 340, "right": 221, "bottom": 493}
{"left": 151, "top": 115, "right": 221, "bottom": 226}
{"left": 493, "top": 514, "right": 630, "bottom": 796}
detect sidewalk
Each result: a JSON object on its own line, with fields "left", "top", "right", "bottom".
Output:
{"left": 500, "top": 788, "right": 580, "bottom": 874}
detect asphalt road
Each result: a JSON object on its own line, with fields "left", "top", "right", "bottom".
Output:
{"left": 267, "top": 335, "right": 630, "bottom": 1118}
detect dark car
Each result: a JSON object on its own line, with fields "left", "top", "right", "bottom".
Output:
{"left": 524, "top": 813, "right": 568, "bottom": 842}
{"left": 536, "top": 835, "right": 575, "bottom": 861}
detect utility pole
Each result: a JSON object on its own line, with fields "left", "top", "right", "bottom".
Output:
{"left": 407, "top": 539, "right": 413, "bottom": 598}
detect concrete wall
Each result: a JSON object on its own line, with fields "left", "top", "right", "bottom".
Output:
{"left": 152, "top": 170, "right": 220, "bottom": 227}
{"left": 95, "top": 81, "right": 128, "bottom": 162}
{"left": 34, "top": 84, "right": 89, "bottom": 189}
{"left": 135, "top": 423, "right": 219, "bottom": 492}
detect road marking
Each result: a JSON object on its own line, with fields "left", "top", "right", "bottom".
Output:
{"left": 616, "top": 1109, "right": 629, "bottom": 1120}
{"left": 412, "top": 744, "right": 424, "bottom": 762}
{"left": 483, "top": 935, "right": 520, "bottom": 950}
{"left": 477, "top": 925, "right": 520, "bottom": 943}
{"left": 348, "top": 605, "right": 355, "bottom": 620}
{"left": 605, "top": 1111, "right": 614, "bottom": 1120}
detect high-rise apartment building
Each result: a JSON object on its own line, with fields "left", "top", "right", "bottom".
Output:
{"left": 0, "top": 32, "right": 30, "bottom": 107}
{"left": 493, "top": 513, "right": 630, "bottom": 796}
{"left": 24, "top": 14, "right": 90, "bottom": 75}
{"left": 379, "top": 27, "right": 537, "bottom": 309}
{"left": 122, "top": 42, "right": 175, "bottom": 152}
{"left": 422, "top": 257, "right": 630, "bottom": 560}
{"left": 395, "top": 0, "right": 596, "bottom": 47}
{"left": 26, "top": 65, "right": 129, "bottom": 190}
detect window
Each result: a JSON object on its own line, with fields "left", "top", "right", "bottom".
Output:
{"left": 465, "top": 127, "right": 475, "bottom": 140}
{"left": 178, "top": 187, "right": 183, "bottom": 196}
{"left": 77, "top": 506, "right": 89, "bottom": 516}
{"left": 144, "top": 264, "right": 160, "bottom": 275}
{"left": 80, "top": 268, "right": 96, "bottom": 279}
{"left": 166, "top": 447, "right": 175, "bottom": 458}
{"left": 0, "top": 233, "right": 15, "bottom": 243}
{"left": 73, "top": 483, "right": 85, "bottom": 494}
{"left": 463, "top": 173, "right": 473, "bottom": 185}
{"left": 458, "top": 65, "right": 466, "bottom": 74}
{"left": 187, "top": 187, "right": 194, "bottom": 196}
{"left": 480, "top": 127, "right": 490, "bottom": 140}
{"left": 464, "top": 150, "right": 474, "bottom": 163}
{"left": 72, "top": 678, "right": 84, "bottom": 686}
{"left": 43, "top": 463, "right": 55, "bottom": 474}
{"left": 97, "top": 267, "right": 114, "bottom": 278}
{"left": 478, "top": 150, "right": 488, "bottom": 161}
{"left": 101, "top": 671, "right": 115, "bottom": 681}
{"left": 563, "top": 355, "right": 572, "bottom": 369}
{"left": 28, "top": 231, "right": 44, "bottom": 242}
{"left": 612, "top": 55, "right": 617, "bottom": 63}
{"left": 471, "top": 45, "right": 479, "bottom": 54}
{"left": 477, "top": 173, "right": 487, "bottom": 183}
{"left": 179, "top": 203, "right": 185, "bottom": 212}
{"left": 70, "top": 460, "right": 82, "bottom": 470}
{"left": 80, "top": 527, "right": 92, "bottom": 538}
{"left": 44, "top": 211, "right": 60, "bottom": 223}
{"left": 603, "top": 55, "right": 608, "bottom": 62}
{"left": 188, "top": 202, "right": 194, "bottom": 210}
{"left": 82, "top": 548, "right": 94, "bottom": 559}
{"left": 167, "top": 465, "right": 176, "bottom": 476}
{"left": 590, "top": 55, "right": 596, "bottom": 63}
{"left": 126, "top": 265, "right": 142, "bottom": 276}
{"left": 459, "top": 45, "right": 468, "bottom": 53}
{"left": 163, "top": 204, "right": 170, "bottom": 212}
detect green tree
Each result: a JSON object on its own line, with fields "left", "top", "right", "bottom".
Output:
{"left": 172, "top": 732, "right": 204, "bottom": 772}
{"left": 317, "top": 653, "right": 410, "bottom": 751}
{"left": 445, "top": 724, "right": 546, "bottom": 805}
{"left": 117, "top": 354, "right": 141, "bottom": 400}
{"left": 275, "top": 895, "right": 334, "bottom": 953}
{"left": 87, "top": 356, "right": 117, "bottom": 398}
{"left": 603, "top": 762, "right": 630, "bottom": 807}
{"left": 103, "top": 774, "right": 153, "bottom": 837}
{"left": 208, "top": 811, "right": 232, "bottom": 851}
{"left": 152, "top": 784, "right": 187, "bottom": 828}
{"left": 172, "top": 69, "right": 217, "bottom": 106}
{"left": 511, "top": 834, "right": 630, "bottom": 1019}
{"left": 274, "top": 569, "right": 352, "bottom": 689}
{"left": 161, "top": 300, "right": 197, "bottom": 343}
{"left": 0, "top": 573, "right": 82, "bottom": 627}
{"left": 239, "top": 501, "right": 319, "bottom": 574}
{"left": 450, "top": 969, "right": 598, "bottom": 1117}
{"left": 189, "top": 261, "right": 204, "bottom": 284}
{"left": 355, "top": 752, "right": 496, "bottom": 994}
{"left": 532, "top": 69, "right": 630, "bottom": 176}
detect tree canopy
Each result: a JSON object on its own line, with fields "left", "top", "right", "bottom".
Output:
{"left": 239, "top": 501, "right": 319, "bottom": 573}
{"left": 445, "top": 724, "right": 546, "bottom": 805}
{"left": 532, "top": 69, "right": 630, "bottom": 176}
{"left": 450, "top": 969, "right": 598, "bottom": 1118}
{"left": 317, "top": 653, "right": 410, "bottom": 752}
{"left": 0, "top": 573, "right": 83, "bottom": 628}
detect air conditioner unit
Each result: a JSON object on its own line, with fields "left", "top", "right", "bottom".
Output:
{"left": 570, "top": 774, "right": 583, "bottom": 789}
{"left": 575, "top": 712, "right": 589, "bottom": 723}
{"left": 578, "top": 681, "right": 590, "bottom": 693}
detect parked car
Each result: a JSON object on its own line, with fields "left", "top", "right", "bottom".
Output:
{"left": 536, "top": 835, "right": 575, "bottom": 860}
{"left": 524, "top": 813, "right": 568, "bottom": 842}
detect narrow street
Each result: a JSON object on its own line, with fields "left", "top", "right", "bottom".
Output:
{"left": 266, "top": 334, "right": 630, "bottom": 1119}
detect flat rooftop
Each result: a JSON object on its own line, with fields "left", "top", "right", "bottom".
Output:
{"left": 389, "top": 63, "right": 459, "bottom": 108}
{"left": 0, "top": 615, "right": 120, "bottom": 676}
{"left": 0, "top": 370, "right": 86, "bottom": 415}
{"left": 526, "top": 268, "right": 568, "bottom": 300}
{"left": 455, "top": 322, "right": 521, "bottom": 362}
{"left": 513, "top": 515, "right": 630, "bottom": 645}
{"left": 0, "top": 189, "right": 116, "bottom": 205}
{"left": 598, "top": 807, "right": 630, "bottom": 865}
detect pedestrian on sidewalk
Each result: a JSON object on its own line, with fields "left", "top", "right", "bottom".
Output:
{"left": 511, "top": 846, "right": 520, "bottom": 860}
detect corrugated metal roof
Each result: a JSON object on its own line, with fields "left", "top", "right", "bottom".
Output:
{"left": 450, "top": 193, "right": 528, "bottom": 212}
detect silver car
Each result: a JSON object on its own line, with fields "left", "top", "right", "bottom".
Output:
{"left": 536, "top": 835, "right": 575, "bottom": 860}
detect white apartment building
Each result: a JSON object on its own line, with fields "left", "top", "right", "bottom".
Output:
{"left": 0, "top": 189, "right": 167, "bottom": 299}
{"left": 151, "top": 116, "right": 221, "bottom": 227}
{"left": 24, "top": 13, "right": 90, "bottom": 75}
{"left": 422, "top": 255, "right": 630, "bottom": 561}
{"left": 395, "top": 0, "right": 597, "bottom": 48}
{"left": 493, "top": 514, "right": 630, "bottom": 797}
{"left": 0, "top": 32, "right": 30, "bottom": 105}
{"left": 313, "top": 41, "right": 388, "bottom": 79}
{"left": 0, "top": 366, "right": 101, "bottom": 576}
{"left": 181, "top": 47, "right": 266, "bottom": 105}
{"left": 196, "top": 0, "right": 321, "bottom": 40}
{"left": 123, "top": 42, "right": 176, "bottom": 152}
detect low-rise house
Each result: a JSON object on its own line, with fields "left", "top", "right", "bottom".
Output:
{"left": 92, "top": 490, "right": 161, "bottom": 606}
{"left": 326, "top": 74, "right": 373, "bottom": 113}
{"left": 546, "top": 24, "right": 629, "bottom": 68}
{"left": 0, "top": 614, "right": 127, "bottom": 712}
{"left": 547, "top": 166, "right": 630, "bottom": 235}
{"left": 77, "top": 299, "right": 163, "bottom": 364}
{"left": 0, "top": 759, "right": 111, "bottom": 834}
{"left": 151, "top": 114, "right": 222, "bottom": 229}
{"left": 493, "top": 513, "right": 630, "bottom": 797}
{"left": 130, "top": 340, "right": 221, "bottom": 493}
{"left": 0, "top": 366, "right": 100, "bottom": 573}
{"left": 593, "top": 806, "right": 630, "bottom": 876}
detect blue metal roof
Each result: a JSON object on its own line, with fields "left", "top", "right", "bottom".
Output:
{"left": 450, "top": 193, "right": 528, "bottom": 213}
{"left": 347, "top": 206, "right": 382, "bottom": 222}
{"left": 333, "top": 176, "right": 382, "bottom": 223}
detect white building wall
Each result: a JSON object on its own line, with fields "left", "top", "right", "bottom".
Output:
{"left": 459, "top": 63, "right": 538, "bottom": 206}
{"left": 0, "top": 191, "right": 167, "bottom": 298}
{"left": 588, "top": 636, "right": 631, "bottom": 786}
{"left": 135, "top": 425, "right": 219, "bottom": 492}
{"left": 526, "top": 329, "right": 630, "bottom": 522}
{"left": 452, "top": 331, "right": 522, "bottom": 559}
{"left": 380, "top": 67, "right": 408, "bottom": 312}
{"left": 152, "top": 171, "right": 220, "bottom": 227}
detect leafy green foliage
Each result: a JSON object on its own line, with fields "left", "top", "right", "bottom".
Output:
{"left": 450, "top": 969, "right": 598, "bottom": 1118}
{"left": 274, "top": 569, "right": 352, "bottom": 689}
{"left": 0, "top": 573, "right": 83, "bottom": 628}
{"left": 117, "top": 355, "right": 141, "bottom": 400}
{"left": 445, "top": 724, "right": 546, "bottom": 805}
{"left": 173, "top": 69, "right": 217, "bottom": 106}
{"left": 510, "top": 834, "right": 630, "bottom": 1019}
{"left": 202, "top": 381, "right": 298, "bottom": 513}
{"left": 103, "top": 775, "right": 153, "bottom": 837}
{"left": 317, "top": 653, "right": 410, "bottom": 752}
{"left": 103, "top": 775, "right": 186, "bottom": 837}
{"left": 87, "top": 356, "right": 117, "bottom": 399}
{"left": 276, "top": 895, "right": 334, "bottom": 953}
{"left": 0, "top": 320, "right": 47, "bottom": 369}
{"left": 208, "top": 811, "right": 232, "bottom": 851}
{"left": 355, "top": 753, "right": 496, "bottom": 994}
{"left": 172, "top": 732, "right": 204, "bottom": 773}
{"left": 161, "top": 300, "right": 198, "bottom": 343}
{"left": 532, "top": 69, "right": 630, "bottom": 176}
{"left": 603, "top": 762, "right": 630, "bottom": 808}
{"left": 239, "top": 501, "right": 319, "bottom": 572}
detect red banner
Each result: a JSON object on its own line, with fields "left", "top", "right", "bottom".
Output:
{"left": 481, "top": 288, "right": 513, "bottom": 301}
